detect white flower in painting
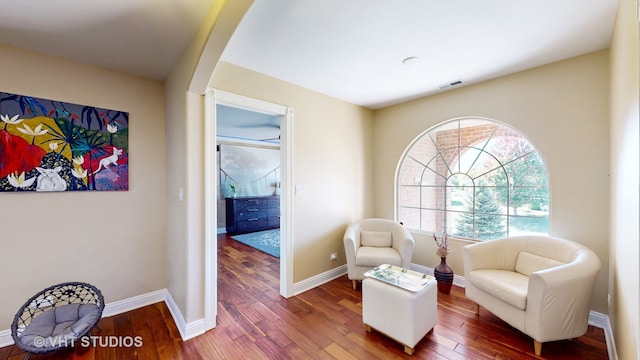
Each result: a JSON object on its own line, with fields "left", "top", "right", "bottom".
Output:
{"left": 7, "top": 172, "right": 36, "bottom": 188}
{"left": 73, "top": 155, "right": 85, "bottom": 165}
{"left": 48, "top": 142, "right": 59, "bottom": 151}
{"left": 72, "top": 167, "right": 87, "bottom": 179}
{"left": 107, "top": 124, "right": 118, "bottom": 133}
{"left": 1, "top": 114, "right": 23, "bottom": 127}
{"left": 17, "top": 123, "right": 48, "bottom": 137}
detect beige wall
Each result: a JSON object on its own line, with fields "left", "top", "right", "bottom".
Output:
{"left": 0, "top": 44, "right": 166, "bottom": 329}
{"left": 211, "top": 62, "right": 375, "bottom": 281}
{"left": 165, "top": 0, "right": 252, "bottom": 323}
{"left": 164, "top": 1, "right": 221, "bottom": 323}
{"left": 373, "top": 50, "right": 610, "bottom": 314}
{"left": 609, "top": 0, "right": 640, "bottom": 358}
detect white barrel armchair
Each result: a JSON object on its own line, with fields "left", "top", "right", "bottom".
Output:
{"left": 463, "top": 236, "right": 601, "bottom": 356}
{"left": 343, "top": 218, "right": 415, "bottom": 289}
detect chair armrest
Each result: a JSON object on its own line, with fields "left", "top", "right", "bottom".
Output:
{"left": 394, "top": 227, "right": 415, "bottom": 267}
{"left": 343, "top": 223, "right": 360, "bottom": 262}
{"left": 525, "top": 253, "right": 601, "bottom": 341}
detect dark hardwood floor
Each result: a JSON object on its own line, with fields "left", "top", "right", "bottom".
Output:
{"left": 1, "top": 233, "right": 608, "bottom": 359}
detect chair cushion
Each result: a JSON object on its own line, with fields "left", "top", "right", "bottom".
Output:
{"left": 467, "top": 269, "right": 529, "bottom": 310}
{"left": 360, "top": 231, "right": 392, "bottom": 247}
{"left": 355, "top": 247, "right": 401, "bottom": 267}
{"left": 19, "top": 303, "right": 101, "bottom": 350}
{"left": 515, "top": 251, "right": 564, "bottom": 277}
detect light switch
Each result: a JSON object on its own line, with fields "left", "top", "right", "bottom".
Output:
{"left": 295, "top": 185, "right": 301, "bottom": 195}
{"left": 178, "top": 187, "right": 184, "bottom": 202}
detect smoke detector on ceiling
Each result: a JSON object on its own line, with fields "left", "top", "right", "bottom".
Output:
{"left": 402, "top": 56, "right": 419, "bottom": 65}
{"left": 437, "top": 80, "right": 464, "bottom": 90}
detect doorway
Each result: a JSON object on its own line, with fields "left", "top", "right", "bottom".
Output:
{"left": 204, "top": 89, "right": 293, "bottom": 330}
{"left": 216, "top": 105, "right": 282, "bottom": 239}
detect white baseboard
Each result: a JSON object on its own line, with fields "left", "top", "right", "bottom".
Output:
{"left": 293, "top": 264, "right": 347, "bottom": 295}
{"left": 600, "top": 313, "right": 618, "bottom": 360}
{"left": 588, "top": 310, "right": 609, "bottom": 329}
{"left": 589, "top": 310, "right": 617, "bottom": 359}
{"left": 163, "top": 290, "right": 206, "bottom": 341}
{"left": 102, "top": 289, "right": 167, "bottom": 318}
{"left": 0, "top": 329, "right": 12, "bottom": 348}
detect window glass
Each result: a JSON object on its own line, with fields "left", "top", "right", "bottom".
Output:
{"left": 397, "top": 118, "right": 549, "bottom": 240}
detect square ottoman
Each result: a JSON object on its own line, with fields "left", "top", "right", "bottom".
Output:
{"left": 362, "top": 276, "right": 437, "bottom": 355}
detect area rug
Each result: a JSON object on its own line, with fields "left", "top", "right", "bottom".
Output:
{"left": 231, "top": 229, "right": 280, "bottom": 258}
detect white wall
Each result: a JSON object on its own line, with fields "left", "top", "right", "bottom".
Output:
{"left": 373, "top": 50, "right": 610, "bottom": 314}
{"left": 608, "top": 0, "right": 640, "bottom": 358}
{"left": 0, "top": 44, "right": 166, "bottom": 329}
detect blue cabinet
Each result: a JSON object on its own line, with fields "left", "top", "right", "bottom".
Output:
{"left": 226, "top": 196, "right": 280, "bottom": 234}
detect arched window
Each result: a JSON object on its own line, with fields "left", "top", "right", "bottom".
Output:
{"left": 397, "top": 118, "right": 549, "bottom": 240}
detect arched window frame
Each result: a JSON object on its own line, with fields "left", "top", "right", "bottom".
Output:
{"left": 396, "top": 117, "right": 550, "bottom": 240}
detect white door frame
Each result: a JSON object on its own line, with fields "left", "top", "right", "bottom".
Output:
{"left": 204, "top": 89, "right": 294, "bottom": 329}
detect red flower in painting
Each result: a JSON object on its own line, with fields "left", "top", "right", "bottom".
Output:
{"left": 0, "top": 130, "right": 46, "bottom": 178}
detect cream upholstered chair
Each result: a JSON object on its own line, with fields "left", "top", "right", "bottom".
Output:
{"left": 463, "top": 236, "right": 601, "bottom": 356}
{"left": 343, "top": 218, "right": 415, "bottom": 289}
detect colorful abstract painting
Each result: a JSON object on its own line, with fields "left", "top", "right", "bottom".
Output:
{"left": 0, "top": 91, "right": 129, "bottom": 192}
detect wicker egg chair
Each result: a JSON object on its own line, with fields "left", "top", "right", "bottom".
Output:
{"left": 11, "top": 282, "right": 105, "bottom": 359}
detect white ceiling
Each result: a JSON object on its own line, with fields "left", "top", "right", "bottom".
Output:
{"left": 0, "top": 0, "right": 619, "bottom": 110}
{"left": 221, "top": 0, "right": 619, "bottom": 109}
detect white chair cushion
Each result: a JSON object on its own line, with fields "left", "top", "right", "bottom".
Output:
{"left": 360, "top": 231, "right": 392, "bottom": 247}
{"left": 515, "top": 251, "right": 564, "bottom": 277}
{"left": 355, "top": 247, "right": 402, "bottom": 267}
{"left": 467, "top": 269, "right": 529, "bottom": 310}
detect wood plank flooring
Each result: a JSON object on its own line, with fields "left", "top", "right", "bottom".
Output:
{"left": 1, "top": 233, "right": 608, "bottom": 359}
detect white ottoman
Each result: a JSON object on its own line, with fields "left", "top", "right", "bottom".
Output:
{"left": 362, "top": 277, "right": 437, "bottom": 355}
